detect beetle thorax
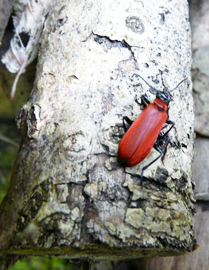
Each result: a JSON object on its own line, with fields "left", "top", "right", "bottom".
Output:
{"left": 154, "top": 98, "right": 168, "bottom": 111}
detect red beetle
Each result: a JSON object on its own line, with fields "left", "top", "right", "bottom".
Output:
{"left": 117, "top": 74, "right": 186, "bottom": 173}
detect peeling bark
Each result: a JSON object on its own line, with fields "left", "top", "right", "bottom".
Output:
{"left": 0, "top": 0, "right": 195, "bottom": 261}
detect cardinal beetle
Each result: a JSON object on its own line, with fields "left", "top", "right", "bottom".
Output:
{"left": 117, "top": 73, "right": 187, "bottom": 176}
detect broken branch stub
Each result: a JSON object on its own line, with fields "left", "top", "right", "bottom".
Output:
{"left": 0, "top": 0, "right": 196, "bottom": 259}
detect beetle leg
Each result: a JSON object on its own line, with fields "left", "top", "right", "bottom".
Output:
{"left": 135, "top": 94, "right": 150, "bottom": 109}
{"left": 113, "top": 116, "right": 133, "bottom": 138}
{"left": 123, "top": 116, "right": 133, "bottom": 132}
{"left": 141, "top": 94, "right": 151, "bottom": 107}
{"left": 141, "top": 130, "right": 171, "bottom": 179}
{"left": 163, "top": 120, "right": 182, "bottom": 149}
{"left": 112, "top": 133, "right": 123, "bottom": 139}
{"left": 141, "top": 146, "right": 164, "bottom": 179}
{"left": 161, "top": 120, "right": 174, "bottom": 137}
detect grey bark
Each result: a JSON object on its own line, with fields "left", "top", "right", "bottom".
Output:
{"left": 0, "top": 0, "right": 195, "bottom": 261}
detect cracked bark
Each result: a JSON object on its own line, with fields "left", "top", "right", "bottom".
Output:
{"left": 0, "top": 0, "right": 195, "bottom": 263}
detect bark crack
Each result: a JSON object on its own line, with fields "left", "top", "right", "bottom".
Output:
{"left": 91, "top": 32, "right": 137, "bottom": 64}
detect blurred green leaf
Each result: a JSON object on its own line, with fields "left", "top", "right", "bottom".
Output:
{"left": 11, "top": 257, "right": 81, "bottom": 270}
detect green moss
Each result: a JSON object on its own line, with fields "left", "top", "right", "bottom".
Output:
{"left": 11, "top": 257, "right": 79, "bottom": 270}
{"left": 0, "top": 243, "right": 194, "bottom": 260}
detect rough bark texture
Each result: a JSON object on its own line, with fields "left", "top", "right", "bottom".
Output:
{"left": 138, "top": 138, "right": 209, "bottom": 269}
{"left": 136, "top": 203, "right": 208, "bottom": 270}
{"left": 0, "top": 0, "right": 195, "bottom": 260}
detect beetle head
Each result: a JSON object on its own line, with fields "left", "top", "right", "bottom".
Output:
{"left": 156, "top": 91, "right": 172, "bottom": 104}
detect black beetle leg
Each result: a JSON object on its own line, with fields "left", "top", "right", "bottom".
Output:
{"left": 113, "top": 116, "right": 133, "bottom": 139}
{"left": 141, "top": 127, "right": 172, "bottom": 179}
{"left": 123, "top": 116, "right": 133, "bottom": 132}
{"left": 141, "top": 145, "right": 164, "bottom": 179}
{"left": 135, "top": 94, "right": 150, "bottom": 110}
{"left": 160, "top": 120, "right": 174, "bottom": 137}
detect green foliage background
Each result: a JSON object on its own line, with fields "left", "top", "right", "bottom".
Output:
{"left": 11, "top": 258, "right": 80, "bottom": 270}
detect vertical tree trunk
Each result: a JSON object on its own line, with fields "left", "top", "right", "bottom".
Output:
{"left": 0, "top": 0, "right": 195, "bottom": 262}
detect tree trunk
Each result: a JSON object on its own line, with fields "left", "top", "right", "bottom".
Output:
{"left": 0, "top": 0, "right": 195, "bottom": 262}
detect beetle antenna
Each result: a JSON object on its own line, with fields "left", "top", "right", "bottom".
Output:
{"left": 170, "top": 78, "right": 187, "bottom": 92}
{"left": 137, "top": 74, "right": 159, "bottom": 94}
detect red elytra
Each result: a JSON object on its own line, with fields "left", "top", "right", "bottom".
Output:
{"left": 117, "top": 98, "right": 168, "bottom": 167}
